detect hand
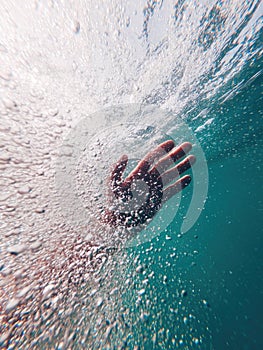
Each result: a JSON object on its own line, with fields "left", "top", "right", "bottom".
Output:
{"left": 103, "top": 140, "right": 196, "bottom": 229}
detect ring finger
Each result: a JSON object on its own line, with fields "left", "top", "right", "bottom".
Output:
{"left": 160, "top": 155, "right": 196, "bottom": 187}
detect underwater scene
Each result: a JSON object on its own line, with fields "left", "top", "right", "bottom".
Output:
{"left": 0, "top": 1, "right": 262, "bottom": 349}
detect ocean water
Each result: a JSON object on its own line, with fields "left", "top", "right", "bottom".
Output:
{"left": 0, "top": 1, "right": 262, "bottom": 349}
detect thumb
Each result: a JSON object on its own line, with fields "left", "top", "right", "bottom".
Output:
{"left": 110, "top": 155, "right": 128, "bottom": 189}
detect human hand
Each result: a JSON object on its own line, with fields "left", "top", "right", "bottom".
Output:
{"left": 103, "top": 140, "right": 196, "bottom": 229}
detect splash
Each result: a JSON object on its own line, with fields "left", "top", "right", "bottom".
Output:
{"left": 0, "top": 0, "right": 261, "bottom": 348}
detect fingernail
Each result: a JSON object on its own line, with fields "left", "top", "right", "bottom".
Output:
{"left": 121, "top": 154, "right": 128, "bottom": 162}
{"left": 181, "top": 142, "right": 192, "bottom": 153}
{"left": 188, "top": 155, "right": 196, "bottom": 165}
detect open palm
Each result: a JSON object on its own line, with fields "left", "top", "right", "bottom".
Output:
{"left": 104, "top": 140, "right": 196, "bottom": 228}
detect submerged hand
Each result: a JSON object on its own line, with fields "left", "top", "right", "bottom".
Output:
{"left": 103, "top": 140, "right": 196, "bottom": 228}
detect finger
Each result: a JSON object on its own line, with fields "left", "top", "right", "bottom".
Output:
{"left": 110, "top": 155, "right": 128, "bottom": 187}
{"left": 152, "top": 142, "right": 192, "bottom": 174}
{"left": 163, "top": 175, "right": 191, "bottom": 202}
{"left": 160, "top": 155, "right": 196, "bottom": 186}
{"left": 126, "top": 140, "right": 175, "bottom": 180}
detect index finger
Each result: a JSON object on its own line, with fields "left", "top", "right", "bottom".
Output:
{"left": 126, "top": 140, "right": 175, "bottom": 180}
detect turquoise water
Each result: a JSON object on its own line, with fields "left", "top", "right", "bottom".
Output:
{"left": 185, "top": 64, "right": 262, "bottom": 349}
{"left": 128, "top": 61, "right": 263, "bottom": 349}
{"left": 0, "top": 1, "right": 262, "bottom": 349}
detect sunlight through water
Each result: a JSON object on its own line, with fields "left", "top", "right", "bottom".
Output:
{"left": 0, "top": 0, "right": 262, "bottom": 349}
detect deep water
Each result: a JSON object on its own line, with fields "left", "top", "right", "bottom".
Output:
{"left": 128, "top": 66, "right": 262, "bottom": 349}
{"left": 186, "top": 66, "right": 263, "bottom": 349}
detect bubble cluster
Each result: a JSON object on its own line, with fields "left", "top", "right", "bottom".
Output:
{"left": 1, "top": 0, "right": 260, "bottom": 348}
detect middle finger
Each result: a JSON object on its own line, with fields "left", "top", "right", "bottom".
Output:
{"left": 159, "top": 155, "right": 196, "bottom": 187}
{"left": 150, "top": 142, "right": 192, "bottom": 174}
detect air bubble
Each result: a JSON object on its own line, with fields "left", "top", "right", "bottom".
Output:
{"left": 7, "top": 244, "right": 27, "bottom": 255}
{"left": 35, "top": 207, "right": 45, "bottom": 214}
{"left": 2, "top": 98, "right": 17, "bottom": 110}
{"left": 16, "top": 286, "right": 32, "bottom": 298}
{"left": 181, "top": 289, "right": 187, "bottom": 297}
{"left": 110, "top": 287, "right": 119, "bottom": 295}
{"left": 0, "top": 152, "right": 11, "bottom": 163}
{"left": 30, "top": 241, "right": 42, "bottom": 250}
{"left": 17, "top": 185, "right": 32, "bottom": 194}
{"left": 135, "top": 265, "right": 144, "bottom": 273}
{"left": 90, "top": 289, "right": 97, "bottom": 296}
{"left": 96, "top": 297, "right": 104, "bottom": 308}
{"left": 138, "top": 288, "right": 145, "bottom": 296}
{"left": 72, "top": 20, "right": 80, "bottom": 33}
{"left": 202, "top": 299, "right": 210, "bottom": 308}
{"left": 48, "top": 108, "right": 59, "bottom": 116}
{"left": 42, "top": 283, "right": 55, "bottom": 299}
{"left": 140, "top": 311, "right": 149, "bottom": 322}
{"left": 5, "top": 298, "right": 20, "bottom": 313}
{"left": 193, "top": 337, "right": 199, "bottom": 344}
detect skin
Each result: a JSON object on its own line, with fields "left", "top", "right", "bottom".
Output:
{"left": 104, "top": 140, "right": 196, "bottom": 229}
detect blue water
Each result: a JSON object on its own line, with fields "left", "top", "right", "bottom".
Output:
{"left": 122, "top": 42, "right": 263, "bottom": 349}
